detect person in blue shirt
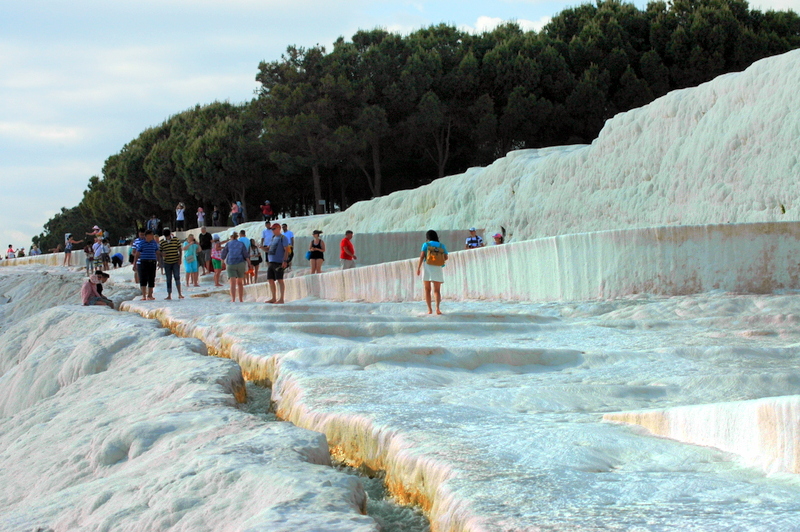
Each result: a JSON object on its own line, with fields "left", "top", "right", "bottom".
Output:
{"left": 264, "top": 223, "right": 289, "bottom": 304}
{"left": 415, "top": 229, "right": 448, "bottom": 315}
{"left": 221, "top": 231, "right": 251, "bottom": 303}
{"left": 131, "top": 230, "right": 162, "bottom": 301}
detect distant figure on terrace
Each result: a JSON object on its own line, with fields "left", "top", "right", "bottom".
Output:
{"left": 61, "top": 233, "right": 83, "bottom": 266}
{"left": 17, "top": 248, "right": 25, "bottom": 258}
{"left": 212, "top": 206, "right": 221, "bottom": 226}
{"left": 465, "top": 227, "right": 484, "bottom": 249}
{"left": 196, "top": 207, "right": 205, "bottom": 228}
{"left": 29, "top": 245, "right": 41, "bottom": 256}
{"left": 308, "top": 230, "right": 325, "bottom": 274}
{"left": 230, "top": 202, "right": 241, "bottom": 225}
{"left": 416, "top": 230, "right": 448, "bottom": 315}
{"left": 175, "top": 202, "right": 185, "bottom": 231}
{"left": 340, "top": 230, "right": 356, "bottom": 269}
{"left": 492, "top": 233, "right": 504, "bottom": 245}
{"left": 81, "top": 271, "right": 114, "bottom": 308}
{"left": 261, "top": 201, "right": 274, "bottom": 221}
{"left": 86, "top": 225, "right": 105, "bottom": 239}
{"left": 146, "top": 215, "right": 159, "bottom": 233}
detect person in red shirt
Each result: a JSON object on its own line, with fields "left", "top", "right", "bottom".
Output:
{"left": 339, "top": 230, "right": 356, "bottom": 270}
{"left": 260, "top": 201, "right": 274, "bottom": 221}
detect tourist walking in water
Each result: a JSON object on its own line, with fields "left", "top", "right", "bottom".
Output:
{"left": 308, "top": 230, "right": 325, "bottom": 274}
{"left": 183, "top": 233, "right": 200, "bottom": 288}
{"left": 416, "top": 230, "right": 448, "bottom": 315}
{"left": 132, "top": 230, "right": 162, "bottom": 301}
{"left": 159, "top": 229, "right": 183, "bottom": 300}
{"left": 221, "top": 231, "right": 251, "bottom": 303}
{"left": 265, "top": 223, "right": 289, "bottom": 304}
{"left": 340, "top": 230, "right": 356, "bottom": 269}
{"left": 63, "top": 233, "right": 83, "bottom": 266}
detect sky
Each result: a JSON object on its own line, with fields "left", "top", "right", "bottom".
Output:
{"left": 1, "top": 0, "right": 797, "bottom": 252}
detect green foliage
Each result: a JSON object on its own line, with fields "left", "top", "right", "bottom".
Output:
{"left": 35, "top": 0, "right": 800, "bottom": 247}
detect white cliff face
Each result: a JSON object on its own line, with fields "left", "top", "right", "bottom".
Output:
{"left": 232, "top": 49, "right": 800, "bottom": 243}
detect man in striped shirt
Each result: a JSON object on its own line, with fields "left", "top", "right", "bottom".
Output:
{"left": 159, "top": 229, "right": 183, "bottom": 300}
{"left": 131, "top": 230, "right": 162, "bottom": 301}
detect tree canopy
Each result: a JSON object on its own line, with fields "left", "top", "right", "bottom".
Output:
{"left": 34, "top": 0, "right": 800, "bottom": 251}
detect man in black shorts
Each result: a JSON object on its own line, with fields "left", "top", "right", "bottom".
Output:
{"left": 264, "top": 223, "right": 289, "bottom": 304}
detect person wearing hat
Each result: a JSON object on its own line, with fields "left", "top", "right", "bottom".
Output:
{"left": 465, "top": 228, "right": 484, "bottom": 249}
{"left": 492, "top": 233, "right": 504, "bottom": 245}
{"left": 308, "top": 230, "right": 326, "bottom": 274}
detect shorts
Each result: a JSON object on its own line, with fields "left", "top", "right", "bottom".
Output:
{"left": 250, "top": 257, "right": 262, "bottom": 265}
{"left": 212, "top": 258, "right": 222, "bottom": 270}
{"left": 226, "top": 262, "right": 246, "bottom": 279}
{"left": 101, "top": 253, "right": 110, "bottom": 262}
{"left": 341, "top": 259, "right": 355, "bottom": 270}
{"left": 309, "top": 250, "right": 324, "bottom": 260}
{"left": 202, "top": 249, "right": 211, "bottom": 263}
{"left": 267, "top": 262, "right": 285, "bottom": 281}
{"left": 87, "top": 296, "right": 113, "bottom": 308}
{"left": 138, "top": 260, "right": 157, "bottom": 288}
{"left": 422, "top": 262, "right": 445, "bottom": 283}
{"left": 64, "top": 248, "right": 72, "bottom": 255}
{"left": 184, "top": 258, "right": 198, "bottom": 273}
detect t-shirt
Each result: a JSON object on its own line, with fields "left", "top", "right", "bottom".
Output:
{"left": 198, "top": 232, "right": 212, "bottom": 250}
{"left": 466, "top": 235, "right": 484, "bottom": 248}
{"left": 283, "top": 230, "right": 294, "bottom": 244}
{"left": 136, "top": 240, "right": 159, "bottom": 261}
{"left": 112, "top": 253, "right": 124, "bottom": 261}
{"left": 160, "top": 238, "right": 182, "bottom": 264}
{"left": 176, "top": 208, "right": 185, "bottom": 221}
{"left": 92, "top": 242, "right": 103, "bottom": 258}
{"left": 340, "top": 238, "right": 355, "bottom": 260}
{"left": 222, "top": 239, "right": 248, "bottom": 265}
{"left": 183, "top": 243, "right": 199, "bottom": 261}
{"left": 238, "top": 236, "right": 251, "bottom": 247}
{"left": 422, "top": 241, "right": 448, "bottom": 266}
{"left": 268, "top": 235, "right": 289, "bottom": 263}
{"left": 261, "top": 228, "right": 272, "bottom": 246}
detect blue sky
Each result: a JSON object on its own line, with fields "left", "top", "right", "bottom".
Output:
{"left": 0, "top": 0, "right": 795, "bottom": 251}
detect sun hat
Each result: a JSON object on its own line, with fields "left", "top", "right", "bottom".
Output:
{"left": 493, "top": 233, "right": 503, "bottom": 238}
{"left": 212, "top": 234, "right": 220, "bottom": 241}
{"left": 93, "top": 225, "right": 100, "bottom": 230}
{"left": 271, "top": 223, "right": 281, "bottom": 230}
{"left": 469, "top": 227, "right": 477, "bottom": 232}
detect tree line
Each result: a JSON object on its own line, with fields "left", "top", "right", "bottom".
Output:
{"left": 33, "top": 0, "right": 800, "bottom": 251}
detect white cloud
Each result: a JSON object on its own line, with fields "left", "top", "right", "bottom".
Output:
{"left": 0, "top": 122, "right": 85, "bottom": 143}
{"left": 461, "top": 14, "right": 551, "bottom": 34}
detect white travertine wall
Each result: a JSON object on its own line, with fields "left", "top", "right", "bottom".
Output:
{"left": 241, "top": 221, "right": 800, "bottom": 303}
{"left": 604, "top": 395, "right": 800, "bottom": 474}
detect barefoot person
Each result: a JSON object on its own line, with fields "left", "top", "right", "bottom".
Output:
{"left": 416, "top": 230, "right": 448, "bottom": 315}
{"left": 264, "top": 223, "right": 289, "bottom": 304}
{"left": 131, "top": 230, "right": 161, "bottom": 301}
{"left": 221, "top": 231, "right": 251, "bottom": 303}
{"left": 159, "top": 229, "right": 183, "bottom": 300}
{"left": 182, "top": 234, "right": 200, "bottom": 288}
{"left": 63, "top": 233, "right": 83, "bottom": 266}
{"left": 211, "top": 235, "right": 224, "bottom": 287}
{"left": 308, "top": 230, "right": 325, "bottom": 274}
{"left": 81, "top": 271, "right": 114, "bottom": 308}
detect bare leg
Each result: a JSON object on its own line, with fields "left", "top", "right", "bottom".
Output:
{"left": 433, "top": 282, "right": 443, "bottom": 314}
{"left": 229, "top": 277, "right": 237, "bottom": 302}
{"left": 266, "top": 280, "right": 276, "bottom": 303}
{"left": 423, "top": 280, "right": 433, "bottom": 314}
{"left": 276, "top": 279, "right": 285, "bottom": 304}
{"left": 236, "top": 279, "right": 245, "bottom": 302}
